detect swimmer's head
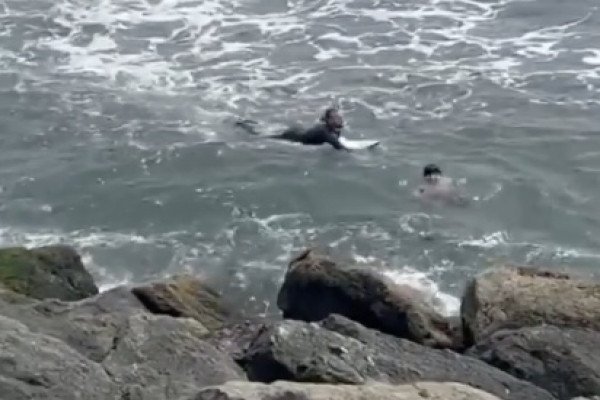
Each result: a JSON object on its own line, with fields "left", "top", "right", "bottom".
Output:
{"left": 423, "top": 163, "right": 442, "bottom": 183}
{"left": 321, "top": 107, "right": 344, "bottom": 133}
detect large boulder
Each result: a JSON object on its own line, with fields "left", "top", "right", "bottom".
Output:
{"left": 0, "top": 315, "right": 118, "bottom": 400}
{"left": 0, "top": 282, "right": 246, "bottom": 400}
{"left": 466, "top": 325, "right": 600, "bottom": 400}
{"left": 0, "top": 271, "right": 239, "bottom": 366}
{"left": 277, "top": 249, "right": 459, "bottom": 348}
{"left": 192, "top": 381, "right": 504, "bottom": 400}
{"left": 132, "top": 275, "right": 232, "bottom": 332}
{"left": 0, "top": 273, "right": 236, "bottom": 363}
{"left": 0, "top": 285, "right": 148, "bottom": 362}
{"left": 102, "top": 313, "right": 246, "bottom": 400}
{"left": 240, "top": 315, "right": 555, "bottom": 400}
{"left": 0, "top": 246, "right": 98, "bottom": 301}
{"left": 461, "top": 266, "right": 600, "bottom": 344}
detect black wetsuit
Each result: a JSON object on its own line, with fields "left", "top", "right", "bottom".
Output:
{"left": 271, "top": 124, "right": 345, "bottom": 150}
{"left": 236, "top": 120, "right": 347, "bottom": 150}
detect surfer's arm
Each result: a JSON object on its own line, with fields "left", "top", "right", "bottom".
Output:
{"left": 326, "top": 133, "right": 350, "bottom": 151}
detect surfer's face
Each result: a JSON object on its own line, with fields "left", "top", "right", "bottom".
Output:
{"left": 326, "top": 111, "right": 344, "bottom": 133}
{"left": 424, "top": 173, "right": 441, "bottom": 185}
{"left": 423, "top": 164, "right": 442, "bottom": 184}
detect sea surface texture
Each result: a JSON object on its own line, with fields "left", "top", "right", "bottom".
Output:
{"left": 1, "top": 0, "right": 599, "bottom": 315}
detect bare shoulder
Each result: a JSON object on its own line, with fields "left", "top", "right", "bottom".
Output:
{"left": 416, "top": 181, "right": 469, "bottom": 207}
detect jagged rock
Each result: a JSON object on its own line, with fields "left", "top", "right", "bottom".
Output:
{"left": 132, "top": 275, "right": 231, "bottom": 332}
{"left": 0, "top": 285, "right": 148, "bottom": 362}
{"left": 102, "top": 313, "right": 246, "bottom": 400}
{"left": 0, "top": 315, "right": 118, "bottom": 400}
{"left": 0, "top": 246, "right": 98, "bottom": 301}
{"left": 240, "top": 315, "right": 555, "bottom": 400}
{"left": 461, "top": 266, "right": 600, "bottom": 344}
{"left": 206, "top": 318, "right": 270, "bottom": 362}
{"left": 277, "top": 249, "right": 459, "bottom": 348}
{"left": 467, "top": 325, "right": 600, "bottom": 400}
{"left": 192, "top": 381, "right": 504, "bottom": 400}
{"left": 0, "top": 286, "right": 245, "bottom": 399}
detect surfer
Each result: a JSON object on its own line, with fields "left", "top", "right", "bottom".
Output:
{"left": 415, "top": 164, "right": 468, "bottom": 206}
{"left": 236, "top": 108, "right": 350, "bottom": 151}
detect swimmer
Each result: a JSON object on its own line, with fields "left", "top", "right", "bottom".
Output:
{"left": 236, "top": 108, "right": 350, "bottom": 151}
{"left": 415, "top": 164, "right": 468, "bottom": 205}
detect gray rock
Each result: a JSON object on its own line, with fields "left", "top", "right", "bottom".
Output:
{"left": 461, "top": 266, "right": 600, "bottom": 344}
{"left": 467, "top": 325, "right": 600, "bottom": 400}
{"left": 0, "top": 285, "right": 147, "bottom": 362}
{"left": 0, "top": 276, "right": 248, "bottom": 400}
{"left": 206, "top": 318, "right": 270, "bottom": 362}
{"left": 240, "top": 315, "right": 556, "bottom": 400}
{"left": 192, "top": 381, "right": 504, "bottom": 400}
{"left": 0, "top": 246, "right": 98, "bottom": 301}
{"left": 0, "top": 315, "right": 118, "bottom": 400}
{"left": 278, "top": 249, "right": 460, "bottom": 348}
{"left": 103, "top": 313, "right": 246, "bottom": 400}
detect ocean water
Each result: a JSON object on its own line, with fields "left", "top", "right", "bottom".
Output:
{"left": 1, "top": 0, "right": 600, "bottom": 316}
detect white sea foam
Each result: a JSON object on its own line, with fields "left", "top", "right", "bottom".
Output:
{"left": 458, "top": 231, "right": 508, "bottom": 249}
{"left": 382, "top": 267, "right": 461, "bottom": 317}
{"left": 1, "top": 0, "right": 593, "bottom": 121}
{"left": 81, "top": 252, "right": 133, "bottom": 292}
{"left": 583, "top": 50, "right": 600, "bottom": 66}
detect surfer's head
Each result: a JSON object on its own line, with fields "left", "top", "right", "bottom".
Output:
{"left": 321, "top": 108, "right": 344, "bottom": 134}
{"left": 423, "top": 163, "right": 442, "bottom": 184}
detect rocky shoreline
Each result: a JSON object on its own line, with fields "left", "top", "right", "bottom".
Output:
{"left": 0, "top": 245, "right": 599, "bottom": 400}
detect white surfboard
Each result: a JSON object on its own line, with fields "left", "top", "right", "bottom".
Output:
{"left": 339, "top": 137, "right": 380, "bottom": 150}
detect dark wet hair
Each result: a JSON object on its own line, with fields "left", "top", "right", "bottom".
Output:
{"left": 320, "top": 107, "right": 339, "bottom": 122}
{"left": 423, "top": 164, "right": 442, "bottom": 177}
